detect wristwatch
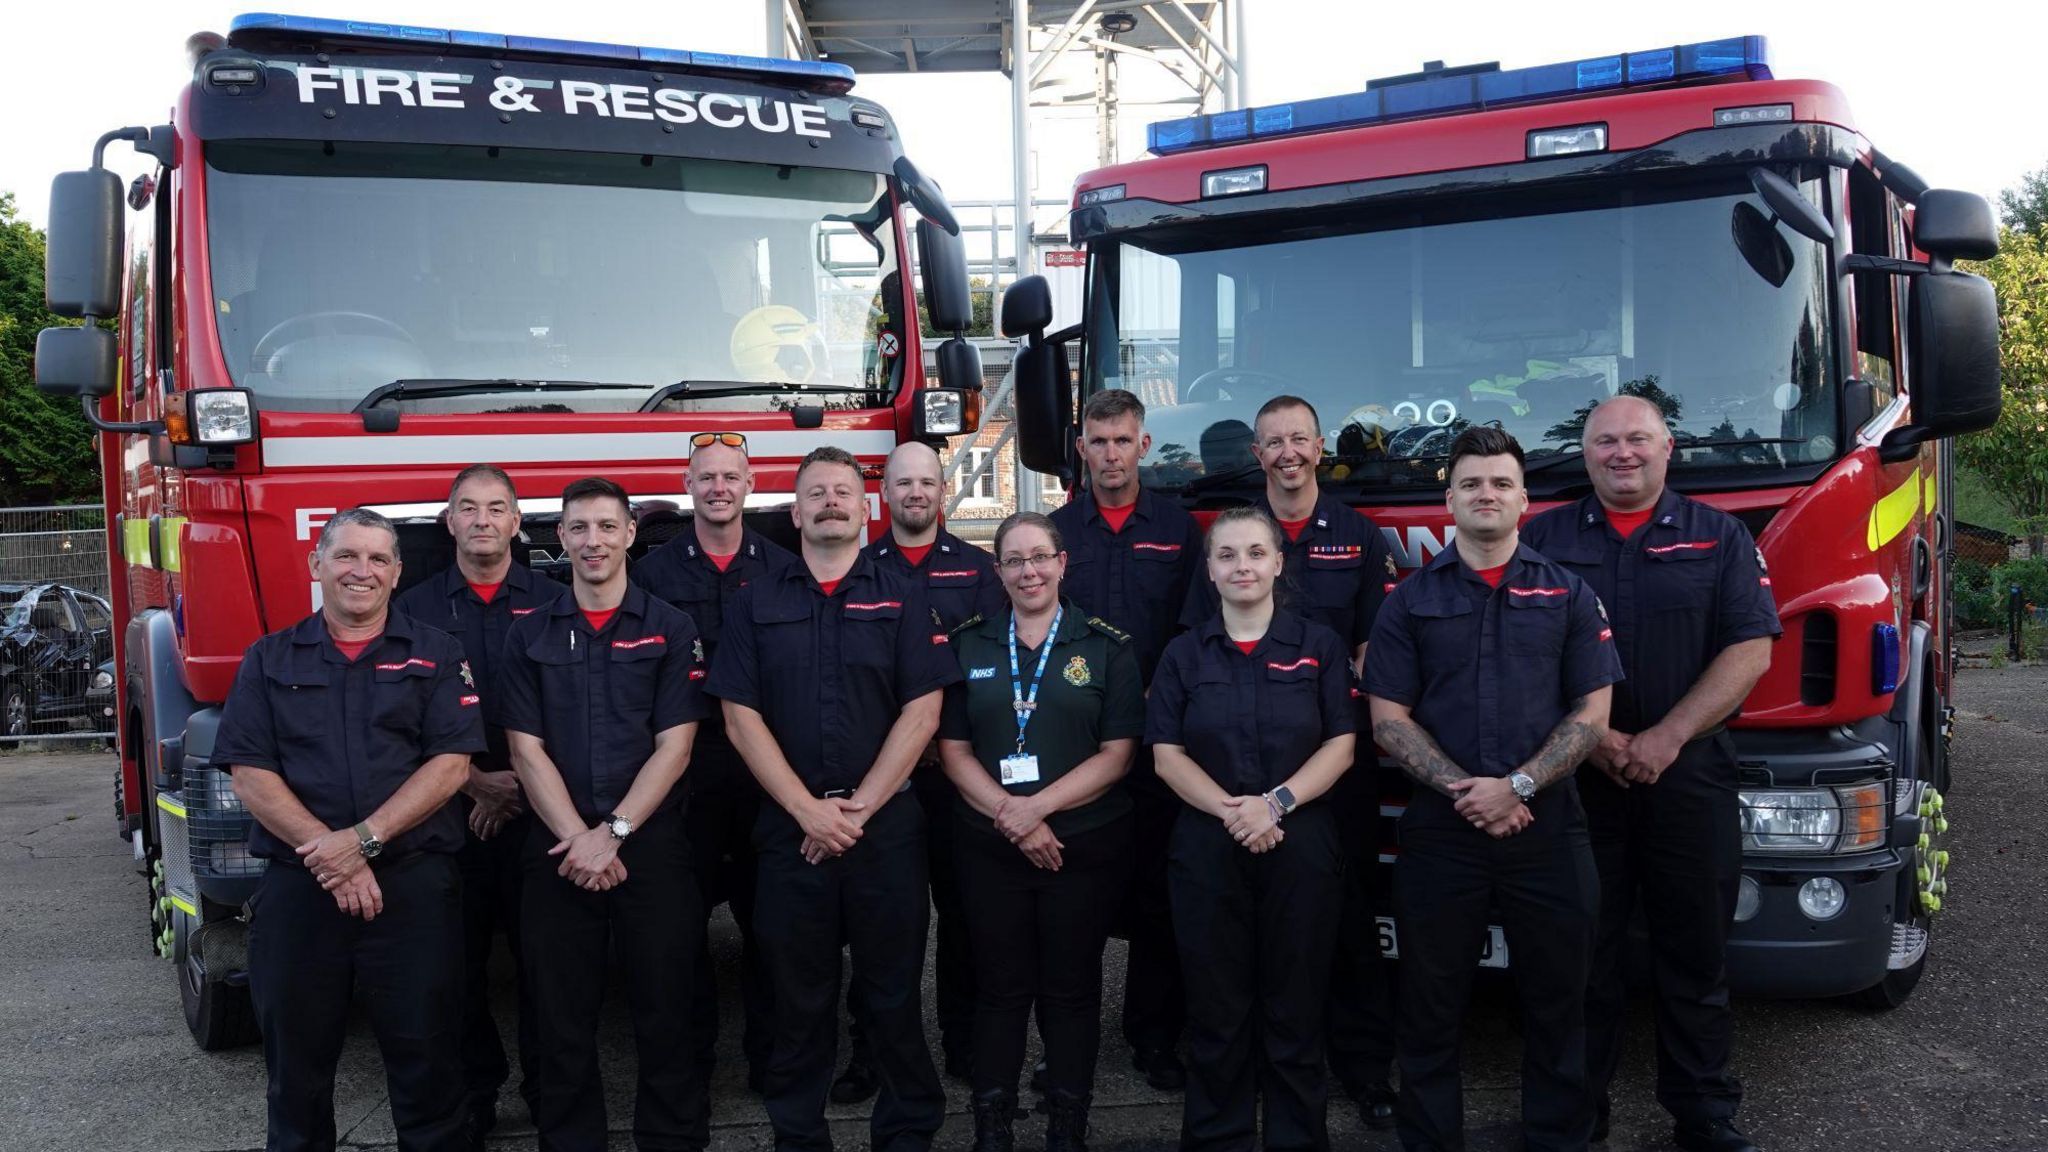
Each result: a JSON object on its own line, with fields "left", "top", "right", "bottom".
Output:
{"left": 1507, "top": 772, "right": 1537, "bottom": 802}
{"left": 353, "top": 822, "right": 384, "bottom": 859}
{"left": 1270, "top": 785, "right": 1298, "bottom": 818}
{"left": 605, "top": 813, "right": 635, "bottom": 842}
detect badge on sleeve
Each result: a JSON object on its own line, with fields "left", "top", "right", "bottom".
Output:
{"left": 1063, "top": 655, "right": 1092, "bottom": 687}
{"left": 1001, "top": 753, "right": 1042, "bottom": 786}
{"left": 460, "top": 660, "right": 474, "bottom": 688}
{"left": 693, "top": 637, "right": 706, "bottom": 662}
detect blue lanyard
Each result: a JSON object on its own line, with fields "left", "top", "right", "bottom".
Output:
{"left": 1008, "top": 605, "right": 1063, "bottom": 753}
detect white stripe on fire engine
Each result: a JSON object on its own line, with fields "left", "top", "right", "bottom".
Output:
{"left": 261, "top": 429, "right": 898, "bottom": 468}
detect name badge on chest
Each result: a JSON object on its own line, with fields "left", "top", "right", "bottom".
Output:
{"left": 1000, "top": 753, "right": 1041, "bottom": 786}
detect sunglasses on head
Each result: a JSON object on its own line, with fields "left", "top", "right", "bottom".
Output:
{"left": 689, "top": 432, "right": 749, "bottom": 451}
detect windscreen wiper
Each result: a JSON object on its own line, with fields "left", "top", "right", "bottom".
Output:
{"left": 638, "top": 380, "right": 881, "bottom": 412}
{"left": 354, "top": 378, "right": 626, "bottom": 413}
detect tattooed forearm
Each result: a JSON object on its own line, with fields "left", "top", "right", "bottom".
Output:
{"left": 1517, "top": 696, "right": 1607, "bottom": 789}
{"left": 1372, "top": 718, "right": 1472, "bottom": 798}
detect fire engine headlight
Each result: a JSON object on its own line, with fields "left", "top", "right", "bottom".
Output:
{"left": 1528, "top": 123, "right": 1608, "bottom": 158}
{"left": 92, "top": 669, "right": 114, "bottom": 691}
{"left": 1733, "top": 875, "right": 1761, "bottom": 922}
{"left": 1797, "top": 877, "right": 1847, "bottom": 921}
{"left": 918, "top": 389, "right": 966, "bottom": 437}
{"left": 187, "top": 388, "right": 257, "bottom": 446}
{"left": 1739, "top": 783, "right": 1888, "bottom": 854}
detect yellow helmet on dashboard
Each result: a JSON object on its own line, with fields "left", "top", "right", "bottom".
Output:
{"left": 731, "top": 305, "right": 825, "bottom": 385}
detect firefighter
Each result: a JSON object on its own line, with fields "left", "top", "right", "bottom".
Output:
{"left": 497, "top": 477, "right": 712, "bottom": 1150}
{"left": 392, "top": 463, "right": 569, "bottom": 1142}
{"left": 1183, "top": 394, "right": 1401, "bottom": 1128}
{"left": 1365, "top": 427, "right": 1622, "bottom": 1152}
{"left": 635, "top": 431, "right": 795, "bottom": 1095}
{"left": 708, "top": 445, "right": 961, "bottom": 1152}
{"left": 1523, "top": 396, "right": 1779, "bottom": 1152}
{"left": 938, "top": 510, "right": 1142, "bottom": 1152}
{"left": 1149, "top": 506, "right": 1357, "bottom": 1152}
{"left": 216, "top": 507, "right": 485, "bottom": 1152}
{"left": 1048, "top": 388, "right": 1204, "bottom": 1093}
{"left": 833, "top": 441, "right": 1006, "bottom": 1098}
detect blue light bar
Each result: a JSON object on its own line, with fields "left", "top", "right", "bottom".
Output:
{"left": 228, "top": 13, "right": 858, "bottom": 90}
{"left": 1147, "top": 35, "right": 1769, "bottom": 155}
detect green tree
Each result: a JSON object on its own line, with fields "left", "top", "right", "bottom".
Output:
{"left": 1999, "top": 165, "right": 2048, "bottom": 239}
{"left": 0, "top": 192, "right": 100, "bottom": 505}
{"left": 1957, "top": 223, "right": 2048, "bottom": 555}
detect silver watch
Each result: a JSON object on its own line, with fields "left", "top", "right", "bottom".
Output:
{"left": 1507, "top": 772, "right": 1537, "bottom": 802}
{"left": 605, "top": 814, "right": 634, "bottom": 842}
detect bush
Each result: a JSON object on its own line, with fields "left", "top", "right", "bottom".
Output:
{"left": 1956, "top": 556, "right": 2048, "bottom": 629}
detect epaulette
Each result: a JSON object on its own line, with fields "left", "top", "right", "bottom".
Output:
{"left": 949, "top": 613, "right": 985, "bottom": 639}
{"left": 1086, "top": 616, "right": 1132, "bottom": 644}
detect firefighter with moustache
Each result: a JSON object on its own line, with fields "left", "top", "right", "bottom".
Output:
{"left": 498, "top": 477, "right": 713, "bottom": 1151}
{"left": 836, "top": 440, "right": 1007, "bottom": 1097}
{"left": 216, "top": 507, "right": 485, "bottom": 1152}
{"left": 1366, "top": 427, "right": 1622, "bottom": 1152}
{"left": 1047, "top": 388, "right": 1205, "bottom": 1094}
{"left": 393, "top": 463, "right": 570, "bottom": 1143}
{"left": 709, "top": 446, "right": 962, "bottom": 1152}
{"left": 1183, "top": 394, "right": 1401, "bottom": 1130}
{"left": 1522, "top": 396, "right": 1780, "bottom": 1152}
{"left": 635, "top": 431, "right": 796, "bottom": 1095}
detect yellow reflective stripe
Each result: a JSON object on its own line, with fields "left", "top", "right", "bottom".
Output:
{"left": 168, "top": 894, "right": 198, "bottom": 918}
{"left": 159, "top": 516, "right": 187, "bottom": 573}
{"left": 1868, "top": 467, "right": 1923, "bottom": 551}
{"left": 1924, "top": 472, "right": 1938, "bottom": 514}
{"left": 123, "top": 517, "right": 153, "bottom": 568}
{"left": 155, "top": 793, "right": 187, "bottom": 819}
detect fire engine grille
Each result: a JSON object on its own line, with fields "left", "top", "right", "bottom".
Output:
{"left": 1800, "top": 611, "right": 1838, "bottom": 707}
{"left": 184, "top": 763, "right": 263, "bottom": 880}
{"left": 158, "top": 792, "right": 197, "bottom": 909}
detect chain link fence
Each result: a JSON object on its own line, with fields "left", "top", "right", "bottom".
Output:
{"left": 1, "top": 504, "right": 116, "bottom": 744}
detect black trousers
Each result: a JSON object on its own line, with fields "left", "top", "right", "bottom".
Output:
{"left": 458, "top": 805, "right": 532, "bottom": 1105}
{"left": 248, "top": 852, "right": 465, "bottom": 1152}
{"left": 917, "top": 761, "right": 977, "bottom": 1061}
{"left": 1170, "top": 803, "right": 1344, "bottom": 1152}
{"left": 754, "top": 792, "right": 943, "bottom": 1152}
{"left": 1120, "top": 757, "right": 1187, "bottom": 1055}
{"left": 1393, "top": 811, "right": 1598, "bottom": 1152}
{"left": 1581, "top": 735, "right": 1744, "bottom": 1125}
{"left": 957, "top": 813, "right": 1133, "bottom": 1097}
{"left": 687, "top": 749, "right": 771, "bottom": 1080}
{"left": 521, "top": 807, "right": 707, "bottom": 1152}
{"left": 1324, "top": 764, "right": 1397, "bottom": 1097}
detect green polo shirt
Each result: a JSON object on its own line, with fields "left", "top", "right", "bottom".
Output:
{"left": 939, "top": 599, "right": 1144, "bottom": 840}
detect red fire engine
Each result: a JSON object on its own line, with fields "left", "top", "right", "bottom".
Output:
{"left": 1006, "top": 36, "right": 2001, "bottom": 1007}
{"left": 34, "top": 13, "right": 983, "bottom": 1047}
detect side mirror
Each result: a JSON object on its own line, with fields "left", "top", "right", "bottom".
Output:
{"left": 1001, "top": 274, "right": 1054, "bottom": 338}
{"left": 44, "top": 169, "right": 124, "bottom": 320}
{"left": 917, "top": 218, "right": 973, "bottom": 334}
{"left": 1014, "top": 339, "right": 1073, "bottom": 480}
{"left": 1747, "top": 166, "right": 1834, "bottom": 244}
{"left": 34, "top": 325, "right": 118, "bottom": 398}
{"left": 1912, "top": 189, "right": 1998, "bottom": 266}
{"left": 894, "top": 155, "right": 959, "bottom": 236}
{"left": 1881, "top": 269, "right": 2001, "bottom": 459}
{"left": 912, "top": 339, "right": 984, "bottom": 439}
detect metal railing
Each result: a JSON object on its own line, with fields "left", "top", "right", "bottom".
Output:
{"left": 1, "top": 504, "right": 116, "bottom": 744}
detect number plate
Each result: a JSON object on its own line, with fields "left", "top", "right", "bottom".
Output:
{"left": 1375, "top": 916, "right": 1510, "bottom": 969}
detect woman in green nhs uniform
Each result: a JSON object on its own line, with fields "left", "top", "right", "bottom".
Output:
{"left": 938, "top": 510, "right": 1144, "bottom": 1152}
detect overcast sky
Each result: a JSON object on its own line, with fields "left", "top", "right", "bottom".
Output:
{"left": 2, "top": 0, "right": 2041, "bottom": 228}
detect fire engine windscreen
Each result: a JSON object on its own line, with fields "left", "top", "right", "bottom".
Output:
{"left": 204, "top": 141, "right": 905, "bottom": 413}
{"left": 1089, "top": 173, "right": 1837, "bottom": 491}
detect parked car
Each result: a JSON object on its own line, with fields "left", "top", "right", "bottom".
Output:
{"left": 1, "top": 583, "right": 116, "bottom": 738}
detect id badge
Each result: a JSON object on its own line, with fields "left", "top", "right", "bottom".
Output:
{"left": 1000, "top": 753, "right": 1041, "bottom": 786}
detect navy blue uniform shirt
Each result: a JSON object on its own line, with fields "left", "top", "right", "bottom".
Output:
{"left": 214, "top": 610, "right": 487, "bottom": 862}
{"left": 1522, "top": 489, "right": 1781, "bottom": 734}
{"left": 1183, "top": 490, "right": 1396, "bottom": 652}
{"left": 706, "top": 551, "right": 962, "bottom": 795}
{"left": 1050, "top": 486, "right": 1204, "bottom": 682}
{"left": 633, "top": 525, "right": 795, "bottom": 655}
{"left": 496, "top": 585, "right": 711, "bottom": 821}
{"left": 865, "top": 526, "right": 1006, "bottom": 633}
{"left": 393, "top": 560, "right": 570, "bottom": 773}
{"left": 1145, "top": 610, "right": 1357, "bottom": 795}
{"left": 1365, "top": 543, "right": 1624, "bottom": 830}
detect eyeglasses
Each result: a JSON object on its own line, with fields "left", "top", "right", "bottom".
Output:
{"left": 998, "top": 552, "right": 1062, "bottom": 574}
{"left": 690, "top": 431, "right": 749, "bottom": 450}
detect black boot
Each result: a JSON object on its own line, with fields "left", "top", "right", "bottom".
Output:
{"left": 971, "top": 1088, "right": 1017, "bottom": 1152}
{"left": 1045, "top": 1088, "right": 1092, "bottom": 1152}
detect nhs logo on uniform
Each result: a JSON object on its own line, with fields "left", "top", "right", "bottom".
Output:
{"left": 968, "top": 667, "right": 998, "bottom": 680}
